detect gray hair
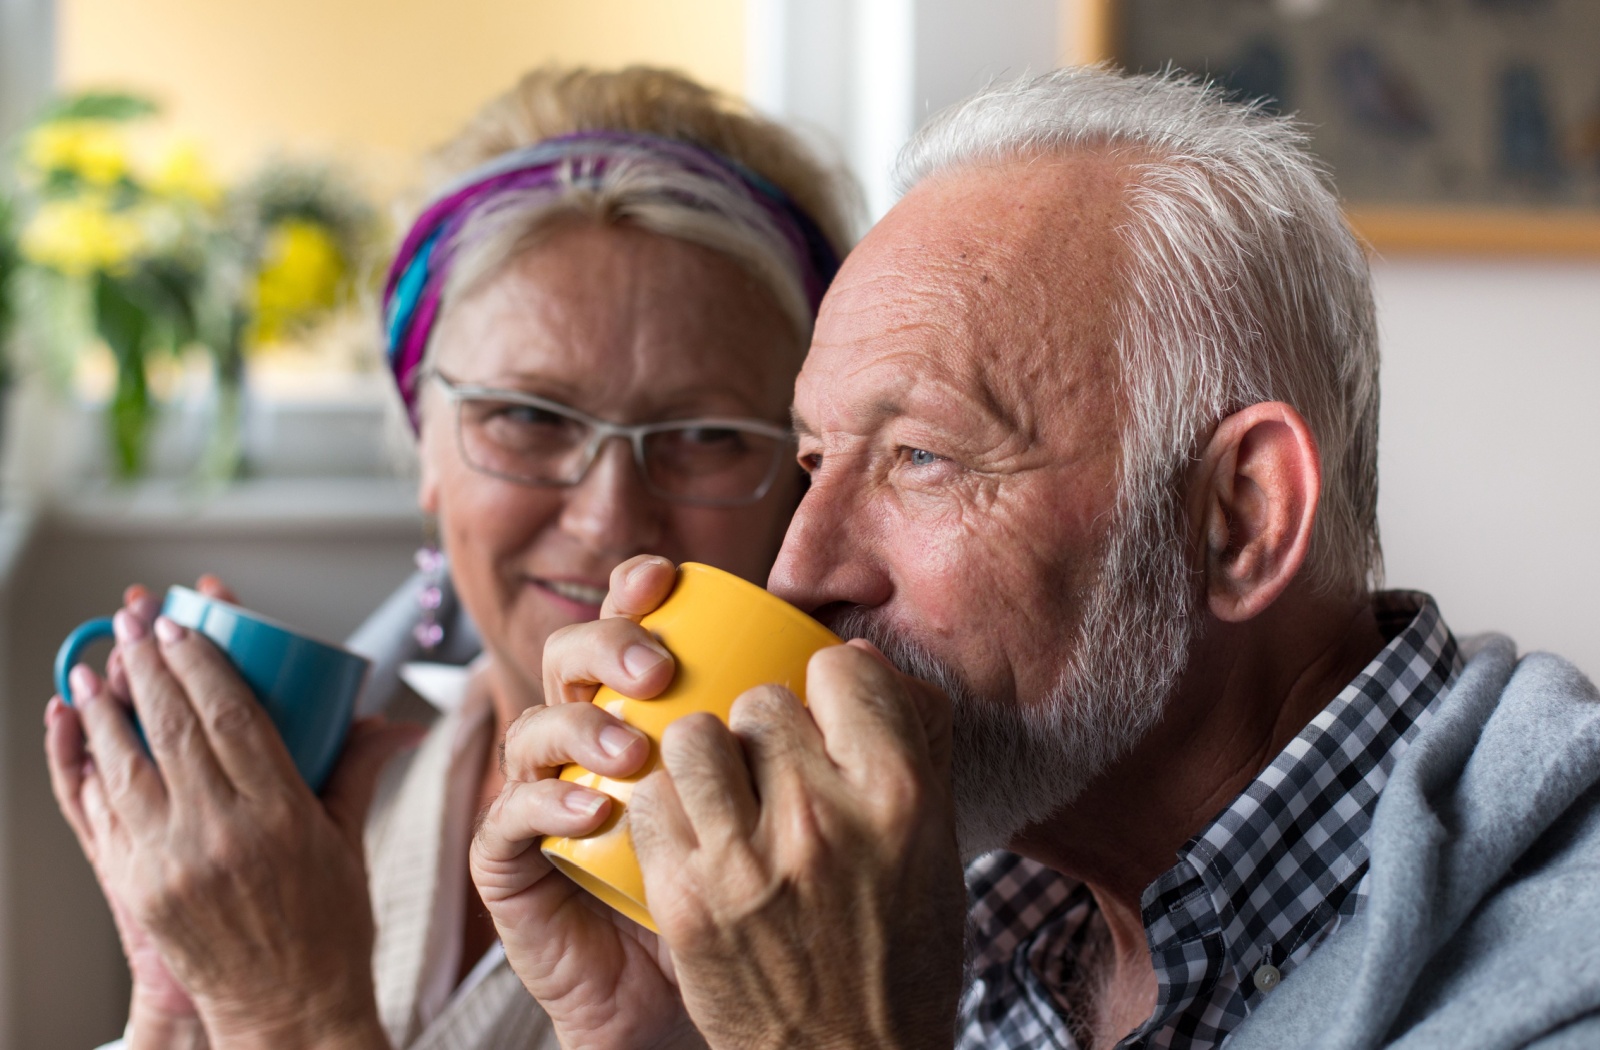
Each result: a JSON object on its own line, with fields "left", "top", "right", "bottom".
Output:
{"left": 441, "top": 150, "right": 819, "bottom": 346}
{"left": 895, "top": 67, "right": 1382, "bottom": 596}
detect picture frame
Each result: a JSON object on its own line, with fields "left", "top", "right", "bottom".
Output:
{"left": 1070, "top": 0, "right": 1600, "bottom": 255}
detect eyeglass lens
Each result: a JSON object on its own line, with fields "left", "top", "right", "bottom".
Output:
{"left": 455, "top": 394, "right": 786, "bottom": 504}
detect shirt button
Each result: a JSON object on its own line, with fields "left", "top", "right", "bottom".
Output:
{"left": 1253, "top": 964, "right": 1282, "bottom": 992}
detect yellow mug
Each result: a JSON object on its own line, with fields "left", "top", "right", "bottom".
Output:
{"left": 541, "top": 562, "right": 841, "bottom": 932}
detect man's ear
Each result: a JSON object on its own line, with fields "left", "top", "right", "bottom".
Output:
{"left": 1191, "top": 401, "right": 1321, "bottom": 623}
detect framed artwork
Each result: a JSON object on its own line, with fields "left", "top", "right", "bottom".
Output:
{"left": 1074, "top": 0, "right": 1600, "bottom": 254}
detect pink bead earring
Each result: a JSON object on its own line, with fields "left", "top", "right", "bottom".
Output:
{"left": 414, "top": 522, "right": 445, "bottom": 652}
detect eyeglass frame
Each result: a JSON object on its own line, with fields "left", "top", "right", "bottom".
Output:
{"left": 426, "top": 370, "right": 797, "bottom": 507}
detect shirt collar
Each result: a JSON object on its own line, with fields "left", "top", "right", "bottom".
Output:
{"left": 1139, "top": 591, "right": 1461, "bottom": 1026}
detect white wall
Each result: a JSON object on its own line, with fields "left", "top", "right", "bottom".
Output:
{"left": 1374, "top": 258, "right": 1600, "bottom": 678}
{"left": 747, "top": 0, "right": 1059, "bottom": 219}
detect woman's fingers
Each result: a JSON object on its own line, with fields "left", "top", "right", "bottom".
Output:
{"left": 541, "top": 617, "right": 675, "bottom": 708}
{"left": 73, "top": 664, "right": 168, "bottom": 832}
{"left": 598, "top": 556, "right": 678, "bottom": 620}
{"left": 44, "top": 696, "right": 96, "bottom": 856}
{"left": 79, "top": 766, "right": 124, "bottom": 856}
{"left": 503, "top": 702, "right": 651, "bottom": 782}
{"left": 113, "top": 613, "right": 232, "bottom": 800}
{"left": 195, "top": 574, "right": 239, "bottom": 604}
{"left": 107, "top": 591, "right": 161, "bottom": 703}
{"left": 148, "top": 617, "right": 299, "bottom": 799}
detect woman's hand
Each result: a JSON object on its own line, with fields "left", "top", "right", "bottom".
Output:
{"left": 46, "top": 693, "right": 209, "bottom": 1050}
{"left": 58, "top": 600, "right": 418, "bottom": 1050}
{"left": 471, "top": 555, "right": 707, "bottom": 1050}
{"left": 47, "top": 576, "right": 234, "bottom": 1049}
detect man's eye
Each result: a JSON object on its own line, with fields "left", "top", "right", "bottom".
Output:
{"left": 906, "top": 448, "right": 942, "bottom": 468}
{"left": 798, "top": 451, "right": 822, "bottom": 475}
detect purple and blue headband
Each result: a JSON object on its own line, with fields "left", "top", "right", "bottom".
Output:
{"left": 381, "top": 129, "right": 842, "bottom": 429}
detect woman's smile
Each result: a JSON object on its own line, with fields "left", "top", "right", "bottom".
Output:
{"left": 530, "top": 574, "right": 609, "bottom": 617}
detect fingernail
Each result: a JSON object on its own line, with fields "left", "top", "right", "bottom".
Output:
{"left": 562, "top": 788, "right": 608, "bottom": 818}
{"left": 153, "top": 617, "right": 186, "bottom": 646}
{"left": 627, "top": 557, "right": 667, "bottom": 586}
{"left": 622, "top": 642, "right": 668, "bottom": 679}
{"left": 599, "top": 723, "right": 644, "bottom": 758}
{"left": 130, "top": 594, "right": 160, "bottom": 623}
{"left": 112, "top": 609, "right": 146, "bottom": 644}
{"left": 69, "top": 664, "right": 101, "bottom": 703}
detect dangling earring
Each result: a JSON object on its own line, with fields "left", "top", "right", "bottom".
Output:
{"left": 414, "top": 519, "right": 445, "bottom": 652}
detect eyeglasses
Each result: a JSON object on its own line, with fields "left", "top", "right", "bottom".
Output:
{"left": 428, "top": 371, "right": 795, "bottom": 507}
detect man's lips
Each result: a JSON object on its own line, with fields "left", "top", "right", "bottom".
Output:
{"left": 530, "top": 576, "right": 609, "bottom": 609}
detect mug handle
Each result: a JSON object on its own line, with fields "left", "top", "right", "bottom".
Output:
{"left": 54, "top": 617, "right": 116, "bottom": 705}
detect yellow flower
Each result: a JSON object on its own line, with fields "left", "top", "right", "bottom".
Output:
{"left": 251, "top": 219, "right": 346, "bottom": 346}
{"left": 148, "top": 138, "right": 222, "bottom": 207}
{"left": 20, "top": 196, "right": 146, "bottom": 276}
{"left": 23, "top": 120, "right": 129, "bottom": 186}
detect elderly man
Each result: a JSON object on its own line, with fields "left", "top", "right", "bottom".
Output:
{"left": 470, "top": 69, "right": 1600, "bottom": 1050}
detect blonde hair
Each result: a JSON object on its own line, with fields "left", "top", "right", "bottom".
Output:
{"left": 419, "top": 66, "right": 858, "bottom": 340}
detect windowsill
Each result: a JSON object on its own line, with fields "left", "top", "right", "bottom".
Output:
{"left": 21, "top": 371, "right": 414, "bottom": 486}
{"left": 46, "top": 476, "right": 421, "bottom": 537}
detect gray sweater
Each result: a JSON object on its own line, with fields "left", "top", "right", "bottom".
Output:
{"left": 1226, "top": 635, "right": 1600, "bottom": 1049}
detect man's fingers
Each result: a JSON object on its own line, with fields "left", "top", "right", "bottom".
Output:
{"left": 629, "top": 769, "right": 699, "bottom": 873}
{"left": 503, "top": 702, "right": 651, "bottom": 782}
{"left": 541, "top": 617, "right": 675, "bottom": 708}
{"left": 322, "top": 718, "right": 427, "bottom": 847}
{"left": 804, "top": 644, "right": 940, "bottom": 790}
{"left": 658, "top": 712, "right": 761, "bottom": 847}
{"left": 73, "top": 664, "right": 168, "bottom": 831}
{"left": 598, "top": 556, "right": 678, "bottom": 620}
{"left": 470, "top": 778, "right": 613, "bottom": 907}
{"left": 150, "top": 617, "right": 298, "bottom": 798}
{"left": 845, "top": 640, "right": 954, "bottom": 779}
{"left": 44, "top": 696, "right": 96, "bottom": 854}
{"left": 728, "top": 683, "right": 830, "bottom": 828}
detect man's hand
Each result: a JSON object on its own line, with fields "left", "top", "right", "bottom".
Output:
{"left": 54, "top": 595, "right": 415, "bottom": 1050}
{"left": 633, "top": 641, "right": 967, "bottom": 1050}
{"left": 472, "top": 555, "right": 705, "bottom": 1050}
{"left": 474, "top": 554, "right": 967, "bottom": 1050}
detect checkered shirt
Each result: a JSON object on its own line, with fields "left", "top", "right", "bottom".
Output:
{"left": 956, "top": 592, "right": 1461, "bottom": 1049}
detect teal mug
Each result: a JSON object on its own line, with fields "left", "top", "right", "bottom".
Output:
{"left": 53, "top": 586, "right": 370, "bottom": 792}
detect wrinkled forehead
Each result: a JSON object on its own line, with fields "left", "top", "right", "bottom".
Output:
{"left": 796, "top": 154, "right": 1132, "bottom": 441}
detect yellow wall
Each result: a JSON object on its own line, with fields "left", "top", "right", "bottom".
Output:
{"left": 59, "top": 0, "right": 746, "bottom": 194}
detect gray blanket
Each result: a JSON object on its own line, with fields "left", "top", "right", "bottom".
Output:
{"left": 1227, "top": 635, "right": 1600, "bottom": 1049}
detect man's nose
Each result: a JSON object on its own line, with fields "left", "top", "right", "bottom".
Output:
{"left": 557, "top": 437, "right": 663, "bottom": 557}
{"left": 767, "top": 468, "right": 892, "bottom": 614}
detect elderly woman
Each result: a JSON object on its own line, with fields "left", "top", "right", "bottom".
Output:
{"left": 43, "top": 66, "right": 853, "bottom": 1049}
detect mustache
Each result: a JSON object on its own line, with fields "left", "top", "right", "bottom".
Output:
{"left": 822, "top": 607, "right": 978, "bottom": 706}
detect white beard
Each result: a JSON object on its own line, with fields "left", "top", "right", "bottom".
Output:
{"left": 827, "top": 477, "right": 1201, "bottom": 859}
